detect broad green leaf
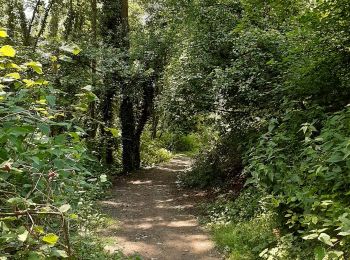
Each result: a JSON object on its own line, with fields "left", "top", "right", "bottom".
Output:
{"left": 25, "top": 61, "right": 43, "bottom": 74}
{"left": 302, "top": 233, "right": 318, "bottom": 240}
{"left": 42, "top": 233, "right": 59, "bottom": 245}
{"left": 23, "top": 79, "right": 36, "bottom": 87}
{"left": 5, "top": 72, "right": 20, "bottom": 79}
{"left": 314, "top": 246, "right": 326, "bottom": 260}
{"left": 100, "top": 174, "right": 108, "bottom": 183}
{"left": 0, "top": 30, "right": 8, "bottom": 37}
{"left": 318, "top": 233, "right": 333, "bottom": 246}
{"left": 10, "top": 126, "right": 33, "bottom": 136}
{"left": 8, "top": 63, "right": 21, "bottom": 69}
{"left": 0, "top": 45, "right": 16, "bottom": 57}
{"left": 72, "top": 46, "right": 81, "bottom": 55}
{"left": 338, "top": 231, "right": 350, "bottom": 236}
{"left": 18, "top": 230, "right": 29, "bottom": 242}
{"left": 59, "top": 204, "right": 71, "bottom": 213}
{"left": 46, "top": 95, "right": 56, "bottom": 106}
{"left": 38, "top": 124, "right": 51, "bottom": 135}
{"left": 7, "top": 197, "right": 27, "bottom": 205}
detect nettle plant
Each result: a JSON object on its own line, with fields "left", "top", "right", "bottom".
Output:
{"left": 0, "top": 30, "right": 104, "bottom": 258}
{"left": 247, "top": 106, "right": 350, "bottom": 259}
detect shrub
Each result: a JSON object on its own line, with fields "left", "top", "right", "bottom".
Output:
{"left": 213, "top": 212, "right": 279, "bottom": 260}
{"left": 0, "top": 32, "right": 109, "bottom": 258}
{"left": 141, "top": 132, "right": 172, "bottom": 166}
{"left": 179, "top": 133, "right": 243, "bottom": 188}
{"left": 247, "top": 106, "right": 350, "bottom": 258}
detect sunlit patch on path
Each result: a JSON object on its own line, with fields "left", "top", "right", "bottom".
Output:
{"left": 99, "top": 156, "right": 221, "bottom": 260}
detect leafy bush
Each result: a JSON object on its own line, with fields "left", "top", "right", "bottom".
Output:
{"left": 180, "top": 134, "right": 243, "bottom": 188}
{"left": 141, "top": 132, "right": 172, "bottom": 166}
{"left": 213, "top": 212, "right": 279, "bottom": 260}
{"left": 247, "top": 106, "right": 350, "bottom": 258}
{"left": 201, "top": 187, "right": 266, "bottom": 225}
{"left": 0, "top": 31, "right": 110, "bottom": 258}
{"left": 173, "top": 134, "right": 201, "bottom": 152}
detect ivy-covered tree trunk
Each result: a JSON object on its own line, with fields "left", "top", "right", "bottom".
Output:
{"left": 100, "top": 0, "right": 155, "bottom": 171}
{"left": 100, "top": 0, "right": 130, "bottom": 165}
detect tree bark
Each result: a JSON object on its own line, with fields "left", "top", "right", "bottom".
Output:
{"left": 120, "top": 95, "right": 136, "bottom": 172}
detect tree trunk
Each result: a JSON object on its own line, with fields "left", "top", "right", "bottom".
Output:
{"left": 133, "top": 133, "right": 141, "bottom": 170}
{"left": 120, "top": 95, "right": 136, "bottom": 172}
{"left": 100, "top": 0, "right": 129, "bottom": 165}
{"left": 101, "top": 85, "right": 115, "bottom": 164}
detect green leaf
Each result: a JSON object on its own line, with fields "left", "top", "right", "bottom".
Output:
{"left": 0, "top": 45, "right": 16, "bottom": 57}
{"left": 338, "top": 231, "right": 350, "bottom": 236}
{"left": 18, "top": 230, "right": 29, "bottom": 242}
{"left": 314, "top": 246, "right": 326, "bottom": 260}
{"left": 0, "top": 30, "right": 8, "bottom": 38}
{"left": 42, "top": 233, "right": 59, "bottom": 245}
{"left": 100, "top": 174, "right": 108, "bottom": 183}
{"left": 59, "top": 204, "right": 71, "bottom": 213}
{"left": 10, "top": 126, "right": 34, "bottom": 136}
{"left": 34, "top": 226, "right": 44, "bottom": 234}
{"left": 302, "top": 233, "right": 318, "bottom": 240}
{"left": 318, "top": 233, "right": 333, "bottom": 246}
{"left": 82, "top": 85, "right": 92, "bottom": 91}
{"left": 25, "top": 61, "right": 43, "bottom": 74}
{"left": 46, "top": 95, "right": 56, "bottom": 106}
{"left": 328, "top": 251, "right": 344, "bottom": 258}
{"left": 38, "top": 124, "right": 50, "bottom": 136}
{"left": 52, "top": 249, "right": 68, "bottom": 258}
{"left": 5, "top": 72, "right": 20, "bottom": 79}
{"left": 72, "top": 46, "right": 81, "bottom": 55}
{"left": 69, "top": 213, "right": 78, "bottom": 220}
{"left": 106, "top": 128, "right": 120, "bottom": 137}
{"left": 327, "top": 152, "right": 344, "bottom": 163}
{"left": 28, "top": 251, "right": 44, "bottom": 260}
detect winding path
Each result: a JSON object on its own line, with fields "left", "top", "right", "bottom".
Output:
{"left": 99, "top": 156, "right": 221, "bottom": 260}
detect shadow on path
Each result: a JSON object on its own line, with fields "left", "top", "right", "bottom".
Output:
{"left": 98, "top": 156, "right": 221, "bottom": 260}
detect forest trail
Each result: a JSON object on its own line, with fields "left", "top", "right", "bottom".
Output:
{"left": 99, "top": 156, "right": 221, "bottom": 260}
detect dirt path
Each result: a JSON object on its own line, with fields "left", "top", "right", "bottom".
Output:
{"left": 99, "top": 156, "right": 221, "bottom": 260}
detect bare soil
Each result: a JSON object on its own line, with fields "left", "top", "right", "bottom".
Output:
{"left": 98, "top": 156, "right": 222, "bottom": 260}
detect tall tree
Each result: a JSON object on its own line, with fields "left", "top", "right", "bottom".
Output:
{"left": 100, "top": 0, "right": 129, "bottom": 165}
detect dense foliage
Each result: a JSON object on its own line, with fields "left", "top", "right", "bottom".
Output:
{"left": 0, "top": 0, "right": 349, "bottom": 259}
{"left": 152, "top": 0, "right": 350, "bottom": 258}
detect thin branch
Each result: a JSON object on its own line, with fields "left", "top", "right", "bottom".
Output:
{"left": 0, "top": 210, "right": 61, "bottom": 217}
